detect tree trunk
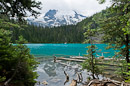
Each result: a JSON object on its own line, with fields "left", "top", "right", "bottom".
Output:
{"left": 91, "top": 44, "right": 95, "bottom": 79}
{"left": 125, "top": 34, "right": 129, "bottom": 63}
{"left": 125, "top": 1, "right": 130, "bottom": 63}
{"left": 4, "top": 69, "right": 17, "bottom": 86}
{"left": 92, "top": 54, "right": 95, "bottom": 79}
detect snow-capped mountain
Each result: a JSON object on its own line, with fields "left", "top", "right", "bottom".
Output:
{"left": 27, "top": 9, "right": 86, "bottom": 27}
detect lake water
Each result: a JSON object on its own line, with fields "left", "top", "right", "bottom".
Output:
{"left": 26, "top": 43, "right": 116, "bottom": 58}
{"left": 34, "top": 58, "right": 106, "bottom": 86}
{"left": 25, "top": 44, "right": 116, "bottom": 86}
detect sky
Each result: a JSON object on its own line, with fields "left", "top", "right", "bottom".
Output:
{"left": 36, "top": 0, "right": 111, "bottom": 17}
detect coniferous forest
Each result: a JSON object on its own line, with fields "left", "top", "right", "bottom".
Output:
{"left": 11, "top": 24, "right": 85, "bottom": 43}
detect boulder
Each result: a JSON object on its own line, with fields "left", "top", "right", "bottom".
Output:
{"left": 42, "top": 81, "right": 48, "bottom": 85}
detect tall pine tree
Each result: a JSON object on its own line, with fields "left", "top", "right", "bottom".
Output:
{"left": 98, "top": 0, "right": 130, "bottom": 63}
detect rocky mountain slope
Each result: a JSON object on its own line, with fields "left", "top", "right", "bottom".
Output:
{"left": 27, "top": 9, "right": 86, "bottom": 27}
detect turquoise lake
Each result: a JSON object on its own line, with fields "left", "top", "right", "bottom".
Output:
{"left": 24, "top": 44, "right": 117, "bottom": 86}
{"left": 26, "top": 43, "right": 116, "bottom": 58}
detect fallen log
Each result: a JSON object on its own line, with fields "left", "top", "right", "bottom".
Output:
{"left": 57, "top": 57, "right": 85, "bottom": 62}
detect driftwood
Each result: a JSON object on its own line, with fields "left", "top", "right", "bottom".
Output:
{"left": 64, "top": 71, "right": 69, "bottom": 85}
{"left": 69, "top": 72, "right": 83, "bottom": 86}
{"left": 87, "top": 79, "right": 101, "bottom": 86}
{"left": 86, "top": 79, "right": 130, "bottom": 86}
{"left": 76, "top": 72, "right": 83, "bottom": 83}
{"left": 57, "top": 57, "right": 84, "bottom": 62}
{"left": 70, "top": 79, "right": 77, "bottom": 86}
{"left": 64, "top": 71, "right": 83, "bottom": 86}
{"left": 53, "top": 56, "right": 57, "bottom": 62}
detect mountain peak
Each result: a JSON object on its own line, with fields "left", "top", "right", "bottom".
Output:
{"left": 44, "top": 9, "right": 58, "bottom": 17}
{"left": 27, "top": 9, "right": 86, "bottom": 27}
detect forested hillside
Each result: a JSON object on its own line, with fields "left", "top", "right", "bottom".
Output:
{"left": 12, "top": 25, "right": 85, "bottom": 43}
{"left": 0, "top": 8, "right": 114, "bottom": 43}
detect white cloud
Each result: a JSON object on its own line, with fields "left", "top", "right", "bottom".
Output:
{"left": 36, "top": 0, "right": 111, "bottom": 16}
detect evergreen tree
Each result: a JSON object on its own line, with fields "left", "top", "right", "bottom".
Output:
{"left": 0, "top": 23, "right": 38, "bottom": 86}
{"left": 0, "top": 0, "right": 41, "bottom": 20}
{"left": 98, "top": 0, "right": 130, "bottom": 82}
{"left": 0, "top": 0, "right": 41, "bottom": 85}
{"left": 98, "top": 0, "right": 130, "bottom": 63}
{"left": 81, "top": 29, "right": 103, "bottom": 79}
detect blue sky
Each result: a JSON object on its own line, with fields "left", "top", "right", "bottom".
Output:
{"left": 36, "top": 0, "right": 111, "bottom": 16}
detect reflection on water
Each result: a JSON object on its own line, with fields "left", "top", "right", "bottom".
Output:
{"left": 35, "top": 57, "right": 105, "bottom": 86}
{"left": 44, "top": 61, "right": 56, "bottom": 77}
